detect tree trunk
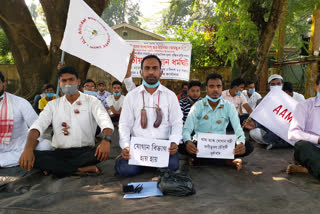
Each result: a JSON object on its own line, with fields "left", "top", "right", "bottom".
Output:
{"left": 0, "top": 0, "right": 50, "bottom": 99}
{"left": 0, "top": 0, "right": 109, "bottom": 100}
{"left": 236, "top": 52, "right": 256, "bottom": 81}
{"left": 305, "top": 3, "right": 320, "bottom": 98}
{"left": 275, "top": 0, "right": 288, "bottom": 76}
{"left": 254, "top": 0, "right": 288, "bottom": 79}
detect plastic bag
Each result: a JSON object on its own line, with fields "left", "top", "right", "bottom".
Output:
{"left": 157, "top": 170, "right": 195, "bottom": 196}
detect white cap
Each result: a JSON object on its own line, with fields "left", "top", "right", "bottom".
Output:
{"left": 268, "top": 74, "right": 283, "bottom": 83}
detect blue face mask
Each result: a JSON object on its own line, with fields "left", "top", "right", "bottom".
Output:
{"left": 317, "top": 92, "right": 320, "bottom": 98}
{"left": 206, "top": 95, "right": 222, "bottom": 103}
{"left": 142, "top": 79, "right": 160, "bottom": 88}
{"left": 270, "top": 85, "right": 282, "bottom": 90}
{"left": 46, "top": 92, "right": 54, "bottom": 98}
{"left": 183, "top": 89, "right": 188, "bottom": 95}
{"left": 84, "top": 90, "right": 96, "bottom": 96}
{"left": 235, "top": 91, "right": 242, "bottom": 96}
{"left": 248, "top": 88, "right": 255, "bottom": 95}
{"left": 113, "top": 92, "right": 121, "bottom": 96}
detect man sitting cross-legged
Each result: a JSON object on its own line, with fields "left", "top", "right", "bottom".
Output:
{"left": 244, "top": 74, "right": 291, "bottom": 150}
{"left": 0, "top": 72, "right": 51, "bottom": 168}
{"left": 181, "top": 73, "right": 254, "bottom": 170}
{"left": 19, "top": 66, "right": 114, "bottom": 177}
{"left": 116, "top": 55, "right": 183, "bottom": 176}
{"left": 286, "top": 74, "right": 320, "bottom": 180}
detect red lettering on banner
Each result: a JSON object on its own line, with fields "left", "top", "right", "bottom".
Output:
{"left": 273, "top": 105, "right": 293, "bottom": 122}
{"left": 273, "top": 105, "right": 282, "bottom": 114}
{"left": 284, "top": 112, "right": 293, "bottom": 122}
{"left": 279, "top": 109, "right": 288, "bottom": 118}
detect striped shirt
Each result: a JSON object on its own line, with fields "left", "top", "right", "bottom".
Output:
{"left": 179, "top": 97, "right": 201, "bottom": 123}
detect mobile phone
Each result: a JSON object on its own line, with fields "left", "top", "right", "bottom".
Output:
{"left": 123, "top": 185, "right": 135, "bottom": 193}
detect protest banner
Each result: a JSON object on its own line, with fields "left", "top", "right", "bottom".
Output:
{"left": 250, "top": 88, "right": 298, "bottom": 145}
{"left": 197, "top": 133, "right": 236, "bottom": 159}
{"left": 60, "top": 0, "right": 133, "bottom": 82}
{"left": 126, "top": 40, "right": 192, "bottom": 81}
{"left": 129, "top": 137, "right": 171, "bottom": 168}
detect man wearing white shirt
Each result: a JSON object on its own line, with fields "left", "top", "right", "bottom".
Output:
{"left": 19, "top": 66, "right": 114, "bottom": 177}
{"left": 106, "top": 80, "right": 125, "bottom": 126}
{"left": 244, "top": 74, "right": 290, "bottom": 149}
{"left": 222, "top": 78, "right": 252, "bottom": 131}
{"left": 116, "top": 55, "right": 183, "bottom": 176}
{"left": 0, "top": 72, "right": 51, "bottom": 168}
{"left": 242, "top": 81, "right": 262, "bottom": 113}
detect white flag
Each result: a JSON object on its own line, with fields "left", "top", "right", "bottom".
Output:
{"left": 250, "top": 88, "right": 298, "bottom": 145}
{"left": 60, "top": 0, "right": 133, "bottom": 81}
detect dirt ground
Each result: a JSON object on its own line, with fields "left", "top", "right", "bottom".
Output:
{"left": 0, "top": 128, "right": 320, "bottom": 214}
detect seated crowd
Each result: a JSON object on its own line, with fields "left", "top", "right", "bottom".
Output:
{"left": 1, "top": 52, "right": 320, "bottom": 183}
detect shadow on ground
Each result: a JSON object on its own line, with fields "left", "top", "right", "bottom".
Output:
{"left": 0, "top": 129, "right": 319, "bottom": 214}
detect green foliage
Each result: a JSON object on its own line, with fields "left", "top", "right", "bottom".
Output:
{"left": 0, "top": 29, "right": 14, "bottom": 64}
{"left": 281, "top": 0, "right": 317, "bottom": 55}
{"left": 159, "top": 0, "right": 215, "bottom": 34}
{"left": 164, "top": 22, "right": 224, "bottom": 68}
{"left": 160, "top": 0, "right": 317, "bottom": 74}
{"left": 101, "top": 0, "right": 142, "bottom": 27}
{"left": 160, "top": 0, "right": 259, "bottom": 68}
{"left": 214, "top": 0, "right": 258, "bottom": 66}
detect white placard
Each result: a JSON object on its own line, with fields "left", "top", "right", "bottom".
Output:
{"left": 126, "top": 40, "right": 192, "bottom": 81}
{"left": 197, "top": 133, "right": 236, "bottom": 159}
{"left": 129, "top": 137, "right": 171, "bottom": 168}
{"left": 60, "top": 0, "right": 133, "bottom": 82}
{"left": 250, "top": 88, "right": 298, "bottom": 145}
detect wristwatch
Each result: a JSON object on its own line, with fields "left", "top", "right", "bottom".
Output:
{"left": 102, "top": 135, "right": 112, "bottom": 143}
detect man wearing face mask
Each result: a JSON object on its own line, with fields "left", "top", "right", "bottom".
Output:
{"left": 82, "top": 79, "right": 97, "bottom": 97}
{"left": 222, "top": 78, "right": 253, "bottom": 115}
{"left": 244, "top": 74, "right": 291, "bottom": 149}
{"left": 242, "top": 81, "right": 262, "bottom": 113}
{"left": 106, "top": 81, "right": 125, "bottom": 126}
{"left": 182, "top": 73, "right": 253, "bottom": 170}
{"left": 38, "top": 84, "right": 56, "bottom": 112}
{"left": 96, "top": 81, "right": 112, "bottom": 109}
{"left": 286, "top": 74, "right": 320, "bottom": 180}
{"left": 19, "top": 66, "right": 114, "bottom": 177}
{"left": 179, "top": 80, "right": 202, "bottom": 123}
{"left": 116, "top": 55, "right": 183, "bottom": 176}
{"left": 222, "top": 78, "right": 252, "bottom": 131}
{"left": 0, "top": 72, "right": 51, "bottom": 168}
{"left": 177, "top": 82, "right": 189, "bottom": 101}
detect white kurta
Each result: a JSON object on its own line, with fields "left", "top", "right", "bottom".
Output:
{"left": 30, "top": 92, "right": 114, "bottom": 149}
{"left": 0, "top": 93, "right": 51, "bottom": 168}
{"left": 119, "top": 84, "right": 183, "bottom": 149}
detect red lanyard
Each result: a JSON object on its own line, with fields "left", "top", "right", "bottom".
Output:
{"left": 142, "top": 91, "right": 160, "bottom": 109}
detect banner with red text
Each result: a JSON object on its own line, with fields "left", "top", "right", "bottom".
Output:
{"left": 250, "top": 88, "right": 298, "bottom": 145}
{"left": 127, "top": 40, "right": 192, "bottom": 81}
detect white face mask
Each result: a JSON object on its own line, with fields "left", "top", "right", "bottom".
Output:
{"left": 270, "top": 85, "right": 282, "bottom": 90}
{"left": 60, "top": 84, "right": 78, "bottom": 96}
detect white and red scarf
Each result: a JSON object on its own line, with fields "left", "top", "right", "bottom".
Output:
{"left": 0, "top": 92, "right": 14, "bottom": 144}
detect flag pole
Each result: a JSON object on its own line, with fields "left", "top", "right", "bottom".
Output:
{"left": 56, "top": 51, "right": 65, "bottom": 97}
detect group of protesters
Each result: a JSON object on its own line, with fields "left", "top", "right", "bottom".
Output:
{"left": 0, "top": 50, "right": 320, "bottom": 182}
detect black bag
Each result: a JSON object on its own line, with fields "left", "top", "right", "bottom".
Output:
{"left": 157, "top": 170, "right": 195, "bottom": 196}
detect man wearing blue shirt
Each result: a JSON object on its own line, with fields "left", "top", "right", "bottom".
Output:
{"left": 182, "top": 73, "right": 254, "bottom": 170}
